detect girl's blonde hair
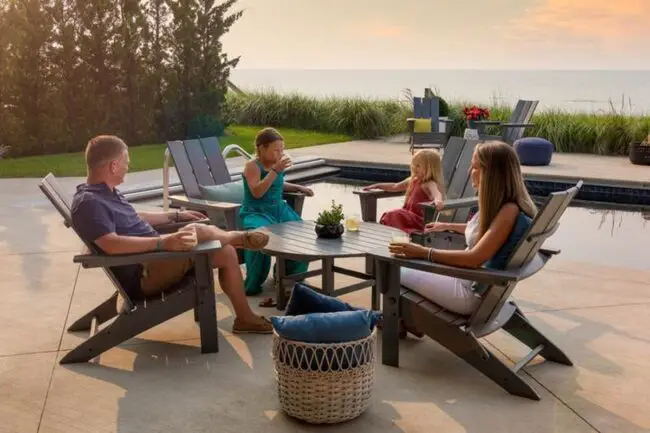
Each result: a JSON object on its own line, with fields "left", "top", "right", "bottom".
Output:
{"left": 475, "top": 141, "right": 537, "bottom": 237}
{"left": 406, "top": 149, "right": 445, "bottom": 201}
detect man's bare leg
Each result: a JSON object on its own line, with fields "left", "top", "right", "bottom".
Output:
{"left": 181, "top": 223, "right": 268, "bottom": 250}
{"left": 211, "top": 245, "right": 272, "bottom": 332}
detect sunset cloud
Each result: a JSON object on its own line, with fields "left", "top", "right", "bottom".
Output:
{"left": 502, "top": 0, "right": 649, "bottom": 45}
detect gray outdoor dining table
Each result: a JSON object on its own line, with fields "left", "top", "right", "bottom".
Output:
{"left": 260, "top": 220, "right": 405, "bottom": 310}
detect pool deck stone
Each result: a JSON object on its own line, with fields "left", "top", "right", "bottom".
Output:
{"left": 1, "top": 139, "right": 649, "bottom": 432}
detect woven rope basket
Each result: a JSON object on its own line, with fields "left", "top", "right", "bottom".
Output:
{"left": 271, "top": 328, "right": 377, "bottom": 424}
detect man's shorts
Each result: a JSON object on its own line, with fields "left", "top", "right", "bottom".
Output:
{"left": 140, "top": 258, "right": 194, "bottom": 297}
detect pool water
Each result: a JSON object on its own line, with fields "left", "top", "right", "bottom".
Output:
{"left": 301, "top": 180, "right": 650, "bottom": 271}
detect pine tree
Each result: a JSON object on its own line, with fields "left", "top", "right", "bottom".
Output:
{"left": 3, "top": 0, "right": 53, "bottom": 155}
{"left": 114, "top": 0, "right": 149, "bottom": 143}
{"left": 142, "top": 0, "right": 171, "bottom": 141}
{"left": 166, "top": 0, "right": 241, "bottom": 139}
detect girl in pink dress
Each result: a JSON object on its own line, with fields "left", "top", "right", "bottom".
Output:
{"left": 362, "top": 149, "right": 445, "bottom": 234}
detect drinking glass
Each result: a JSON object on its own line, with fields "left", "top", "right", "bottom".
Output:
{"left": 345, "top": 213, "right": 361, "bottom": 232}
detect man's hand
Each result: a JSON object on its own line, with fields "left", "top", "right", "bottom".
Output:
{"left": 161, "top": 230, "right": 198, "bottom": 251}
{"left": 299, "top": 186, "right": 314, "bottom": 196}
{"left": 178, "top": 210, "right": 204, "bottom": 222}
{"left": 388, "top": 242, "right": 429, "bottom": 259}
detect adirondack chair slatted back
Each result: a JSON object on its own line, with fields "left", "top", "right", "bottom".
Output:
{"left": 168, "top": 137, "right": 231, "bottom": 200}
{"left": 436, "top": 139, "right": 479, "bottom": 224}
{"left": 184, "top": 139, "right": 215, "bottom": 186}
{"left": 413, "top": 97, "right": 441, "bottom": 133}
{"left": 502, "top": 100, "right": 538, "bottom": 144}
{"left": 469, "top": 181, "right": 582, "bottom": 328}
{"left": 201, "top": 137, "right": 231, "bottom": 184}
{"left": 441, "top": 137, "right": 467, "bottom": 183}
{"left": 39, "top": 173, "right": 136, "bottom": 310}
{"left": 168, "top": 140, "right": 203, "bottom": 199}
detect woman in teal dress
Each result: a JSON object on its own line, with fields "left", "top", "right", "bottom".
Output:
{"left": 240, "top": 127, "right": 314, "bottom": 307}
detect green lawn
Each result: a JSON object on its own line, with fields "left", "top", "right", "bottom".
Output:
{"left": 0, "top": 125, "right": 351, "bottom": 178}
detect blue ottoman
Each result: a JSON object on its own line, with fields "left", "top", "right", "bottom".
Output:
{"left": 514, "top": 137, "right": 554, "bottom": 166}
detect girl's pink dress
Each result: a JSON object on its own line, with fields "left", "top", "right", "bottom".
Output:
{"left": 380, "top": 181, "right": 431, "bottom": 233}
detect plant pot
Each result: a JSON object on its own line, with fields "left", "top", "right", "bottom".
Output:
{"left": 315, "top": 223, "right": 344, "bottom": 239}
{"left": 629, "top": 142, "right": 650, "bottom": 165}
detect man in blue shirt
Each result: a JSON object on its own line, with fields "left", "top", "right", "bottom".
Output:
{"left": 71, "top": 135, "right": 273, "bottom": 334}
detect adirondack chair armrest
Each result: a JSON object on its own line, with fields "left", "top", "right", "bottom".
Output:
{"left": 73, "top": 240, "right": 223, "bottom": 269}
{"left": 500, "top": 122, "right": 535, "bottom": 128}
{"left": 370, "top": 248, "right": 551, "bottom": 285}
{"left": 353, "top": 189, "right": 404, "bottom": 199}
{"left": 472, "top": 120, "right": 503, "bottom": 126}
{"left": 169, "top": 194, "right": 241, "bottom": 213}
{"left": 153, "top": 218, "right": 211, "bottom": 234}
{"left": 419, "top": 196, "right": 478, "bottom": 212}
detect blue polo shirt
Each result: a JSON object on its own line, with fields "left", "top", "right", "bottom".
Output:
{"left": 71, "top": 182, "right": 159, "bottom": 299}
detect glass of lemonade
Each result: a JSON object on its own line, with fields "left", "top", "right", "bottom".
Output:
{"left": 345, "top": 213, "right": 361, "bottom": 232}
{"left": 390, "top": 233, "right": 410, "bottom": 244}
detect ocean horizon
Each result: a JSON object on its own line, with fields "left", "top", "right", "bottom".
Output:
{"left": 229, "top": 69, "right": 650, "bottom": 115}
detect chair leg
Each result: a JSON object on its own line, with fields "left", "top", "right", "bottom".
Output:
{"left": 194, "top": 255, "right": 219, "bottom": 354}
{"left": 366, "top": 257, "right": 380, "bottom": 310}
{"left": 414, "top": 308, "right": 540, "bottom": 400}
{"left": 67, "top": 292, "right": 119, "bottom": 332}
{"left": 60, "top": 289, "right": 196, "bottom": 364}
{"left": 503, "top": 306, "right": 573, "bottom": 366}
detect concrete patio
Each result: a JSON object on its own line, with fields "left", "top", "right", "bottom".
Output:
{"left": 1, "top": 140, "right": 650, "bottom": 433}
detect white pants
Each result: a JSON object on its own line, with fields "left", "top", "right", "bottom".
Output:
{"left": 400, "top": 268, "right": 481, "bottom": 315}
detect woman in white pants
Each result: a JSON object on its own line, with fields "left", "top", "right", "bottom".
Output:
{"left": 389, "top": 141, "right": 538, "bottom": 335}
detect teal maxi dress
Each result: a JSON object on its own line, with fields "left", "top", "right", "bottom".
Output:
{"left": 240, "top": 160, "right": 309, "bottom": 295}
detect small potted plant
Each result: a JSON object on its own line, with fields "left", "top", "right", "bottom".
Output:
{"left": 315, "top": 200, "right": 345, "bottom": 239}
{"left": 629, "top": 132, "right": 650, "bottom": 165}
{"left": 462, "top": 105, "right": 490, "bottom": 129}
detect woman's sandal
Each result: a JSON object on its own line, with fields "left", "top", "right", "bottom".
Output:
{"left": 257, "top": 288, "right": 292, "bottom": 308}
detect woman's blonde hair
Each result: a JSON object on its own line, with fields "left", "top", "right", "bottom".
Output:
{"left": 406, "top": 149, "right": 445, "bottom": 201}
{"left": 475, "top": 141, "right": 537, "bottom": 236}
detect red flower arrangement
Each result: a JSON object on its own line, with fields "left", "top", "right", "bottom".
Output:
{"left": 463, "top": 105, "right": 490, "bottom": 122}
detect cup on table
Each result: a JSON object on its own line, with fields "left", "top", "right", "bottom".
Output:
{"left": 345, "top": 213, "right": 361, "bottom": 232}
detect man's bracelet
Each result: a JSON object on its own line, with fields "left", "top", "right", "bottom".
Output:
{"left": 427, "top": 248, "right": 434, "bottom": 262}
{"left": 155, "top": 237, "right": 163, "bottom": 252}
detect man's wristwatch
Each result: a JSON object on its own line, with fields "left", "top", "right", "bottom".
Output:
{"left": 155, "top": 237, "right": 163, "bottom": 252}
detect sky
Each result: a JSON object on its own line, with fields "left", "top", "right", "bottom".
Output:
{"left": 222, "top": 0, "right": 650, "bottom": 70}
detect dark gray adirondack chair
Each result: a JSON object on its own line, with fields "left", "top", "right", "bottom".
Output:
{"left": 474, "top": 99, "right": 539, "bottom": 144}
{"left": 407, "top": 96, "right": 453, "bottom": 153}
{"left": 168, "top": 137, "right": 306, "bottom": 231}
{"left": 355, "top": 137, "right": 479, "bottom": 228}
{"left": 39, "top": 173, "right": 221, "bottom": 364}
{"left": 370, "top": 181, "right": 582, "bottom": 400}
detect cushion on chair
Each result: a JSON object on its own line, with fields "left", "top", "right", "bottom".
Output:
{"left": 513, "top": 137, "right": 554, "bottom": 166}
{"left": 413, "top": 118, "right": 432, "bottom": 133}
{"left": 199, "top": 180, "right": 245, "bottom": 203}
{"left": 270, "top": 310, "right": 377, "bottom": 344}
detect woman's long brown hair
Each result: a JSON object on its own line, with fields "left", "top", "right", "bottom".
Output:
{"left": 476, "top": 141, "right": 537, "bottom": 237}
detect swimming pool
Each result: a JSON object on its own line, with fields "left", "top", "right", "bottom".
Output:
{"left": 300, "top": 180, "right": 650, "bottom": 271}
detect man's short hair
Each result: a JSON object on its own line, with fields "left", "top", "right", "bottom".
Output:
{"left": 85, "top": 135, "right": 128, "bottom": 171}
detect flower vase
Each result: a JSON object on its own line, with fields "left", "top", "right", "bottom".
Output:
{"left": 463, "top": 119, "right": 480, "bottom": 140}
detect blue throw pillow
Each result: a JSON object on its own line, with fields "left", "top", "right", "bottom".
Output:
{"left": 285, "top": 283, "right": 360, "bottom": 316}
{"left": 271, "top": 310, "right": 376, "bottom": 344}
{"left": 199, "top": 181, "right": 244, "bottom": 204}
